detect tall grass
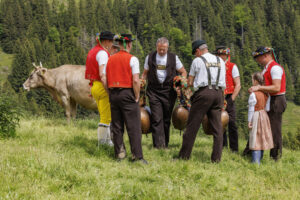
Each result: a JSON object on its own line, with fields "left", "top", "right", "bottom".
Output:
{"left": 1, "top": 116, "right": 300, "bottom": 199}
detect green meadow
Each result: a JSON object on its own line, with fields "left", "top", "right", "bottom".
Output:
{"left": 1, "top": 114, "right": 300, "bottom": 200}
{"left": 0, "top": 49, "right": 13, "bottom": 83}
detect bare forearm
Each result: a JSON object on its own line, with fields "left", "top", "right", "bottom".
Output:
{"left": 188, "top": 76, "right": 195, "bottom": 87}
{"left": 259, "top": 85, "right": 280, "bottom": 93}
{"left": 133, "top": 82, "right": 140, "bottom": 100}
{"left": 101, "top": 76, "right": 108, "bottom": 92}
{"left": 178, "top": 67, "right": 187, "bottom": 78}
{"left": 231, "top": 85, "right": 241, "bottom": 101}
{"left": 133, "top": 74, "right": 140, "bottom": 101}
{"left": 141, "top": 70, "right": 148, "bottom": 80}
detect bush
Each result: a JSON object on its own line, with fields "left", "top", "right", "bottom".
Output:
{"left": 283, "top": 128, "right": 300, "bottom": 150}
{"left": 0, "top": 95, "right": 21, "bottom": 137}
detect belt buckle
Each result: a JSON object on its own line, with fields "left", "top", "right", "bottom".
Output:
{"left": 157, "top": 65, "right": 166, "bottom": 70}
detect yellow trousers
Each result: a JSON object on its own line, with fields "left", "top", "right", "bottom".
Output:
{"left": 91, "top": 81, "right": 111, "bottom": 125}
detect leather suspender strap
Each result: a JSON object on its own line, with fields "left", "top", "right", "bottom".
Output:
{"left": 199, "top": 56, "right": 213, "bottom": 89}
{"left": 215, "top": 56, "right": 221, "bottom": 90}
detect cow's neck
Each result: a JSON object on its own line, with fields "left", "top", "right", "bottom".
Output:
{"left": 42, "top": 70, "right": 63, "bottom": 105}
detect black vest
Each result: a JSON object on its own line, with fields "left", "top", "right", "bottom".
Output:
{"left": 147, "top": 51, "right": 177, "bottom": 89}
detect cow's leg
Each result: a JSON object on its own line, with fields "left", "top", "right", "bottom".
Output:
{"left": 61, "top": 95, "right": 71, "bottom": 121}
{"left": 70, "top": 98, "right": 77, "bottom": 119}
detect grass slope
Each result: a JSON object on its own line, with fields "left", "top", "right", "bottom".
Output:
{"left": 1, "top": 117, "right": 300, "bottom": 200}
{"left": 0, "top": 49, "right": 13, "bottom": 83}
{"left": 283, "top": 101, "right": 300, "bottom": 134}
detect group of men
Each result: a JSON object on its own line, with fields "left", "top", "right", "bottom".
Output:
{"left": 85, "top": 30, "right": 286, "bottom": 164}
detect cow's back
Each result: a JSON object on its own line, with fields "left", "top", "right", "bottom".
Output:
{"left": 52, "top": 65, "right": 97, "bottom": 110}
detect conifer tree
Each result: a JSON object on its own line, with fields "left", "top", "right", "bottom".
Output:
{"left": 8, "top": 39, "right": 35, "bottom": 92}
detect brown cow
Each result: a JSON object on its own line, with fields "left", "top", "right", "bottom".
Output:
{"left": 23, "top": 63, "right": 97, "bottom": 120}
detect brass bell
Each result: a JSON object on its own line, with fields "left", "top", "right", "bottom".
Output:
{"left": 172, "top": 105, "right": 189, "bottom": 130}
{"left": 140, "top": 107, "right": 150, "bottom": 134}
{"left": 202, "top": 110, "right": 229, "bottom": 135}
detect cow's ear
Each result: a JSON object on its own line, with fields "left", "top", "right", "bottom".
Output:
{"left": 41, "top": 68, "right": 47, "bottom": 75}
{"left": 37, "top": 68, "right": 47, "bottom": 78}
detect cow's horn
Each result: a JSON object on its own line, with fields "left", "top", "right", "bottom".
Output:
{"left": 32, "top": 62, "right": 38, "bottom": 69}
{"left": 40, "top": 61, "right": 43, "bottom": 68}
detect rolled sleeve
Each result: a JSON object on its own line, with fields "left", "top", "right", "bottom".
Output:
{"left": 175, "top": 55, "right": 183, "bottom": 70}
{"left": 96, "top": 50, "right": 109, "bottom": 66}
{"left": 96, "top": 50, "right": 109, "bottom": 75}
{"left": 232, "top": 65, "right": 240, "bottom": 78}
{"left": 189, "top": 59, "right": 198, "bottom": 77}
{"left": 130, "top": 56, "right": 140, "bottom": 74}
{"left": 270, "top": 65, "right": 283, "bottom": 80}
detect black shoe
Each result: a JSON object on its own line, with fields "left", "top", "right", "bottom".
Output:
{"left": 242, "top": 149, "right": 252, "bottom": 157}
{"left": 132, "top": 158, "right": 148, "bottom": 165}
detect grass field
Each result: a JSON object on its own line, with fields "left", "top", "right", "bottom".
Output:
{"left": 1, "top": 116, "right": 300, "bottom": 200}
{"left": 282, "top": 101, "right": 300, "bottom": 134}
{"left": 0, "top": 49, "right": 13, "bottom": 83}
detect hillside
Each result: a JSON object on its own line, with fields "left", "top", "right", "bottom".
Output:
{"left": 0, "top": 117, "right": 299, "bottom": 199}
{"left": 0, "top": 49, "right": 13, "bottom": 84}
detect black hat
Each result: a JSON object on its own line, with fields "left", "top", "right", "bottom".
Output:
{"left": 214, "top": 45, "right": 230, "bottom": 55}
{"left": 115, "top": 34, "right": 136, "bottom": 42}
{"left": 252, "top": 46, "right": 272, "bottom": 58}
{"left": 192, "top": 40, "right": 206, "bottom": 54}
{"left": 97, "top": 31, "right": 114, "bottom": 40}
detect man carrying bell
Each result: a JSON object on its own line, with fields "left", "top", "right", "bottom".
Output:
{"left": 141, "top": 37, "right": 187, "bottom": 149}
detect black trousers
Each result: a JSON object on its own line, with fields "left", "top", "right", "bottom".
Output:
{"left": 109, "top": 88, "right": 143, "bottom": 159}
{"left": 243, "top": 95, "right": 286, "bottom": 160}
{"left": 223, "top": 94, "right": 239, "bottom": 152}
{"left": 269, "top": 95, "right": 286, "bottom": 160}
{"left": 179, "top": 86, "right": 224, "bottom": 162}
{"left": 147, "top": 87, "right": 177, "bottom": 148}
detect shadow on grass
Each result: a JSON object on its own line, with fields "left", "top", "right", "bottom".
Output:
{"left": 191, "top": 150, "right": 211, "bottom": 162}
{"left": 62, "top": 135, "right": 115, "bottom": 159}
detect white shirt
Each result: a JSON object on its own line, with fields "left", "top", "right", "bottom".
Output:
{"left": 144, "top": 53, "right": 183, "bottom": 83}
{"left": 232, "top": 65, "right": 240, "bottom": 78}
{"left": 96, "top": 50, "right": 109, "bottom": 67}
{"left": 103, "top": 55, "right": 140, "bottom": 75}
{"left": 189, "top": 52, "right": 226, "bottom": 90}
{"left": 262, "top": 60, "right": 283, "bottom": 80}
{"left": 248, "top": 92, "right": 270, "bottom": 122}
{"left": 225, "top": 60, "right": 240, "bottom": 78}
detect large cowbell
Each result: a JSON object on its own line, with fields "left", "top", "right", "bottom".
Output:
{"left": 140, "top": 106, "right": 151, "bottom": 134}
{"left": 202, "top": 110, "right": 229, "bottom": 135}
{"left": 172, "top": 105, "right": 189, "bottom": 130}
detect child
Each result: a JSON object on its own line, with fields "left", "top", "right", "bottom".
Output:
{"left": 248, "top": 72, "right": 274, "bottom": 164}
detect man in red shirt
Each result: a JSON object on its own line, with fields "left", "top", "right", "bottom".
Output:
{"left": 215, "top": 46, "right": 241, "bottom": 152}
{"left": 105, "top": 34, "right": 147, "bottom": 164}
{"left": 247, "top": 46, "right": 287, "bottom": 160}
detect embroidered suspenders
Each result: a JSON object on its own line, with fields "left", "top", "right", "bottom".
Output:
{"left": 199, "top": 56, "right": 221, "bottom": 89}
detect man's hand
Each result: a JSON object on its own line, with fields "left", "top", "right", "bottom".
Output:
{"left": 248, "top": 85, "right": 260, "bottom": 93}
{"left": 175, "top": 87, "right": 181, "bottom": 96}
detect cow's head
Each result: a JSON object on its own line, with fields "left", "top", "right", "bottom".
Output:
{"left": 23, "top": 62, "right": 48, "bottom": 91}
